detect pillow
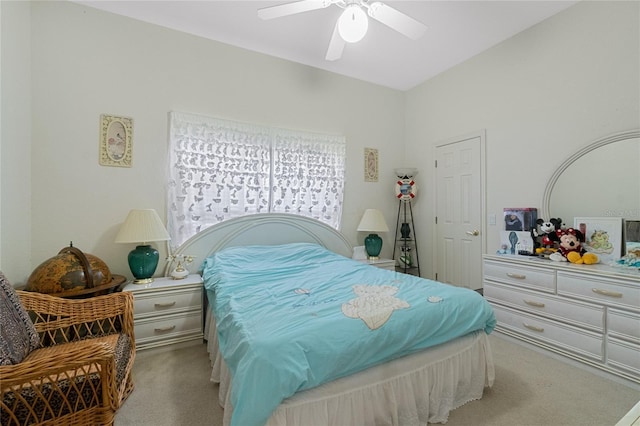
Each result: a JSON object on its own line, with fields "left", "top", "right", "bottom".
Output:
{"left": 0, "top": 272, "right": 40, "bottom": 365}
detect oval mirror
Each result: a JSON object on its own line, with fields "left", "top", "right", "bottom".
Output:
{"left": 542, "top": 130, "right": 640, "bottom": 227}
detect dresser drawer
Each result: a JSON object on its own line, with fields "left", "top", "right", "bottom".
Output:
{"left": 484, "top": 260, "right": 556, "bottom": 293}
{"left": 484, "top": 282, "right": 603, "bottom": 331}
{"left": 133, "top": 287, "right": 202, "bottom": 317}
{"left": 134, "top": 310, "right": 202, "bottom": 342}
{"left": 607, "top": 337, "right": 640, "bottom": 377}
{"left": 557, "top": 272, "right": 640, "bottom": 311}
{"left": 608, "top": 308, "right": 640, "bottom": 344}
{"left": 493, "top": 305, "right": 603, "bottom": 361}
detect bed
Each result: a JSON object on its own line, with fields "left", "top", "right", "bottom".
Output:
{"left": 165, "top": 213, "right": 496, "bottom": 426}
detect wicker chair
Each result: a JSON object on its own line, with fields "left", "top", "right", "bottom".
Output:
{"left": 1, "top": 290, "right": 136, "bottom": 426}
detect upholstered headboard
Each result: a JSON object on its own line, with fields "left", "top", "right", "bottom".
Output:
{"left": 163, "top": 213, "right": 353, "bottom": 275}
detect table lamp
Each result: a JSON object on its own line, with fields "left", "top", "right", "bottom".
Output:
{"left": 115, "top": 209, "right": 170, "bottom": 284}
{"left": 357, "top": 209, "right": 389, "bottom": 260}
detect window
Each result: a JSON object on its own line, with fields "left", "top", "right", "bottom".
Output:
{"left": 167, "top": 112, "right": 346, "bottom": 249}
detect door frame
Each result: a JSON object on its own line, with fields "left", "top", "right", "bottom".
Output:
{"left": 432, "top": 129, "right": 487, "bottom": 284}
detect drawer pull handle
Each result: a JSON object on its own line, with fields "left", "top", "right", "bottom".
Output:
{"left": 154, "top": 325, "right": 176, "bottom": 332}
{"left": 591, "top": 288, "right": 622, "bottom": 298}
{"left": 154, "top": 302, "right": 177, "bottom": 308}
{"left": 507, "top": 273, "right": 526, "bottom": 279}
{"left": 524, "top": 300, "right": 545, "bottom": 308}
{"left": 523, "top": 323, "right": 544, "bottom": 332}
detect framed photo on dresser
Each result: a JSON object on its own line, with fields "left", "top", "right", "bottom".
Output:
{"left": 624, "top": 220, "right": 640, "bottom": 255}
{"left": 573, "top": 217, "right": 624, "bottom": 263}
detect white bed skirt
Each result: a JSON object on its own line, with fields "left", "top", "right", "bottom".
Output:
{"left": 205, "top": 309, "right": 495, "bottom": 426}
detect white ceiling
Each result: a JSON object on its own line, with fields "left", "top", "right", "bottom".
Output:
{"left": 74, "top": 0, "right": 579, "bottom": 91}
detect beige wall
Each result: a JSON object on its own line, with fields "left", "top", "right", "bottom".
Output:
{"left": 1, "top": 1, "right": 638, "bottom": 285}
{"left": 8, "top": 1, "right": 406, "bottom": 284}
{"left": 0, "top": 1, "right": 32, "bottom": 281}
{"left": 405, "top": 0, "right": 640, "bottom": 278}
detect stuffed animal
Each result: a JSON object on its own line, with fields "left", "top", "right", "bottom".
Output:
{"left": 548, "top": 228, "right": 599, "bottom": 264}
{"left": 617, "top": 247, "right": 640, "bottom": 268}
{"left": 531, "top": 218, "right": 563, "bottom": 255}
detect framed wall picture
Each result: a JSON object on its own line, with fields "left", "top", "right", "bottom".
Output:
{"left": 364, "top": 148, "right": 378, "bottom": 182}
{"left": 573, "top": 217, "right": 624, "bottom": 263}
{"left": 99, "top": 114, "right": 133, "bottom": 167}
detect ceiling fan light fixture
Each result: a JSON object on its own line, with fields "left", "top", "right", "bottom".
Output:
{"left": 338, "top": 4, "right": 368, "bottom": 43}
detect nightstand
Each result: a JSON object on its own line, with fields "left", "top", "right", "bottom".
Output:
{"left": 359, "top": 258, "right": 397, "bottom": 271}
{"left": 122, "top": 274, "right": 203, "bottom": 351}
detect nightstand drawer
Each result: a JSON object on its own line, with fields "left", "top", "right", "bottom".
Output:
{"left": 134, "top": 310, "right": 202, "bottom": 342}
{"left": 484, "top": 260, "right": 556, "bottom": 293}
{"left": 133, "top": 287, "right": 201, "bottom": 317}
{"left": 359, "top": 258, "right": 396, "bottom": 271}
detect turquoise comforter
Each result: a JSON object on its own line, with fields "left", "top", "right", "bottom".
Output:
{"left": 203, "top": 243, "right": 496, "bottom": 426}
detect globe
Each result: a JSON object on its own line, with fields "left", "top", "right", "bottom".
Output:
{"left": 26, "top": 244, "right": 121, "bottom": 297}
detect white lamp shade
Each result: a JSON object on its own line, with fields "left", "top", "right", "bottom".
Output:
{"left": 338, "top": 4, "right": 368, "bottom": 43}
{"left": 115, "top": 209, "right": 170, "bottom": 244}
{"left": 357, "top": 209, "right": 389, "bottom": 233}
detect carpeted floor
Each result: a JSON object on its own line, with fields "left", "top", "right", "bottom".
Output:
{"left": 115, "top": 333, "right": 639, "bottom": 425}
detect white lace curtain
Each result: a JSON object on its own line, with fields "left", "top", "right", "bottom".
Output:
{"left": 167, "top": 111, "right": 346, "bottom": 249}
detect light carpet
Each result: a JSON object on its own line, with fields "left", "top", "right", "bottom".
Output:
{"left": 115, "top": 333, "right": 639, "bottom": 425}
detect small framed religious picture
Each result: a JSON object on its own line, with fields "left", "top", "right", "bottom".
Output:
{"left": 364, "top": 147, "right": 378, "bottom": 182}
{"left": 99, "top": 114, "right": 133, "bottom": 167}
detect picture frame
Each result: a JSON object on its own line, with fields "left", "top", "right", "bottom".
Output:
{"left": 573, "top": 216, "right": 624, "bottom": 263}
{"left": 99, "top": 114, "right": 133, "bottom": 167}
{"left": 364, "top": 147, "right": 378, "bottom": 182}
{"left": 623, "top": 220, "right": 640, "bottom": 255}
{"left": 499, "top": 231, "right": 534, "bottom": 256}
{"left": 503, "top": 207, "right": 537, "bottom": 232}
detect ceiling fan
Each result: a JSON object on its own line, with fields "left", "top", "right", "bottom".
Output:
{"left": 258, "top": 0, "right": 427, "bottom": 61}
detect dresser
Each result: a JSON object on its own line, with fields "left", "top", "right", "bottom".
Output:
{"left": 483, "top": 254, "right": 640, "bottom": 385}
{"left": 122, "top": 274, "right": 204, "bottom": 351}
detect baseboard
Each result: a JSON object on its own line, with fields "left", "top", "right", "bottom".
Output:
{"left": 135, "top": 339, "right": 206, "bottom": 356}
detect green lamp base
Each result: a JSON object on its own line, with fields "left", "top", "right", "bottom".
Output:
{"left": 364, "top": 233, "right": 383, "bottom": 260}
{"left": 128, "top": 244, "right": 159, "bottom": 284}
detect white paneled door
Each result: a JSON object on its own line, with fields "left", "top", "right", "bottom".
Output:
{"left": 435, "top": 132, "right": 485, "bottom": 290}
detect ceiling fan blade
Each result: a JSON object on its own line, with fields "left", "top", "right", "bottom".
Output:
{"left": 258, "top": 0, "right": 333, "bottom": 20}
{"left": 366, "top": 2, "right": 427, "bottom": 40}
{"left": 325, "top": 22, "right": 345, "bottom": 61}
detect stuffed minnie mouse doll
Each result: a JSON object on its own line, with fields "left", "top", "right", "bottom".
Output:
{"left": 549, "top": 228, "right": 599, "bottom": 264}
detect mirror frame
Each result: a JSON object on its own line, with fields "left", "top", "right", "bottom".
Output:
{"left": 541, "top": 129, "right": 640, "bottom": 220}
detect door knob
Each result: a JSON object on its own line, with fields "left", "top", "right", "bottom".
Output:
{"left": 466, "top": 230, "right": 480, "bottom": 236}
